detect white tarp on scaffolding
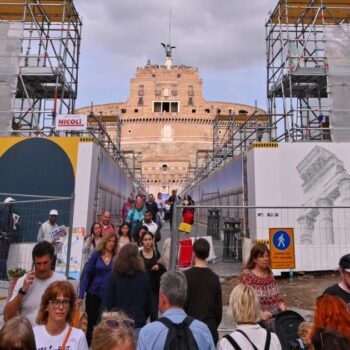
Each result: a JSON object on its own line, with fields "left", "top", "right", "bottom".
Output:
{"left": 325, "top": 24, "right": 350, "bottom": 142}
{"left": 0, "top": 22, "right": 22, "bottom": 133}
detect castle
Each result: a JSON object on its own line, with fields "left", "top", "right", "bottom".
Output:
{"left": 76, "top": 46, "right": 264, "bottom": 194}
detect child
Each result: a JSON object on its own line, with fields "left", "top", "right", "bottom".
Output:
{"left": 295, "top": 321, "right": 312, "bottom": 349}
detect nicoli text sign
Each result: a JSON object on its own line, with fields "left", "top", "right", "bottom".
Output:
{"left": 56, "top": 114, "right": 87, "bottom": 131}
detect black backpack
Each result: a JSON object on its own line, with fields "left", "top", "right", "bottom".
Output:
{"left": 223, "top": 329, "right": 271, "bottom": 350}
{"left": 158, "top": 316, "right": 199, "bottom": 350}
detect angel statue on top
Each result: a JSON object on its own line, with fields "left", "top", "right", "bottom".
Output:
{"left": 161, "top": 43, "right": 176, "bottom": 58}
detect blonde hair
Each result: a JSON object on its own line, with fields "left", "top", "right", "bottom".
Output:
{"left": 0, "top": 316, "right": 36, "bottom": 350}
{"left": 91, "top": 312, "right": 136, "bottom": 350}
{"left": 298, "top": 321, "right": 312, "bottom": 338}
{"left": 96, "top": 232, "right": 118, "bottom": 254}
{"left": 229, "top": 284, "right": 261, "bottom": 323}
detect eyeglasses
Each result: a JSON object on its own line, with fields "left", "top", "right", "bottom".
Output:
{"left": 105, "top": 318, "right": 135, "bottom": 329}
{"left": 48, "top": 299, "right": 70, "bottom": 308}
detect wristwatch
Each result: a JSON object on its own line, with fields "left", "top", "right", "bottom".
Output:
{"left": 18, "top": 287, "right": 26, "bottom": 295}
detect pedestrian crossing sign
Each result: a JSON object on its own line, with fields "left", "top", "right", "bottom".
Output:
{"left": 269, "top": 228, "right": 295, "bottom": 269}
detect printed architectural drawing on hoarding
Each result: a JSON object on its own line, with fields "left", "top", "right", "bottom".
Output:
{"left": 247, "top": 143, "right": 350, "bottom": 271}
{"left": 296, "top": 146, "right": 350, "bottom": 246}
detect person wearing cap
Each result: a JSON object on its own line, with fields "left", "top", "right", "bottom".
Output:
{"left": 0, "top": 197, "right": 15, "bottom": 280}
{"left": 323, "top": 253, "right": 350, "bottom": 309}
{"left": 37, "top": 209, "right": 60, "bottom": 269}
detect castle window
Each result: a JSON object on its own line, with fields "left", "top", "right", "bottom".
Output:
{"left": 217, "top": 109, "right": 221, "bottom": 114}
{"left": 192, "top": 109, "right": 196, "bottom": 113}
{"left": 162, "top": 164, "right": 168, "bottom": 172}
{"left": 239, "top": 109, "right": 248, "bottom": 114}
{"left": 155, "top": 85, "right": 161, "bottom": 96}
{"left": 134, "top": 109, "right": 138, "bottom": 113}
{"left": 138, "top": 97, "right": 143, "bottom": 106}
{"left": 171, "top": 102, "right": 178, "bottom": 113}
{"left": 162, "top": 102, "right": 170, "bottom": 112}
{"left": 188, "top": 85, "right": 194, "bottom": 96}
{"left": 171, "top": 85, "right": 178, "bottom": 96}
{"left": 154, "top": 102, "right": 161, "bottom": 112}
{"left": 154, "top": 101, "right": 178, "bottom": 113}
{"left": 138, "top": 85, "right": 144, "bottom": 96}
{"left": 128, "top": 129, "right": 132, "bottom": 133}
{"left": 121, "top": 109, "right": 126, "bottom": 113}
{"left": 152, "top": 74, "right": 156, "bottom": 78}
{"left": 177, "top": 74, "right": 181, "bottom": 78}
{"left": 205, "top": 108, "right": 210, "bottom": 113}
{"left": 188, "top": 97, "right": 193, "bottom": 106}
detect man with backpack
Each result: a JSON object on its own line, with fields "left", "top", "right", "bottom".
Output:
{"left": 137, "top": 270, "right": 215, "bottom": 350}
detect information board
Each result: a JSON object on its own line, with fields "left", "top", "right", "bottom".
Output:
{"left": 269, "top": 228, "right": 295, "bottom": 269}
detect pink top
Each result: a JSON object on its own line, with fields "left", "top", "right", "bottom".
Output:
{"left": 241, "top": 269, "right": 284, "bottom": 316}
{"left": 101, "top": 223, "right": 117, "bottom": 235}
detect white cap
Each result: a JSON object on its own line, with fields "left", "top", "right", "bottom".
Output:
{"left": 49, "top": 209, "right": 58, "bottom": 216}
{"left": 4, "top": 197, "right": 15, "bottom": 203}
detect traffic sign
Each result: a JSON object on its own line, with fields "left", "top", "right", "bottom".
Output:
{"left": 269, "top": 228, "right": 295, "bottom": 269}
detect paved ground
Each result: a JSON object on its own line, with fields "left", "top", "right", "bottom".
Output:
{"left": 0, "top": 221, "right": 320, "bottom": 333}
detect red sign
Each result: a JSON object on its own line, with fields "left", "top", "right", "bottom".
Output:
{"left": 56, "top": 114, "right": 87, "bottom": 131}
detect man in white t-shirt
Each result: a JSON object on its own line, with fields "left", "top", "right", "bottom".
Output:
{"left": 4, "top": 241, "right": 66, "bottom": 326}
{"left": 142, "top": 210, "right": 158, "bottom": 236}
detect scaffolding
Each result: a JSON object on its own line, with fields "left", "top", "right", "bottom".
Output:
{"left": 0, "top": 0, "right": 82, "bottom": 133}
{"left": 183, "top": 112, "right": 271, "bottom": 192}
{"left": 266, "top": 0, "right": 350, "bottom": 142}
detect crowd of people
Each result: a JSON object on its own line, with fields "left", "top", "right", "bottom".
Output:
{"left": 0, "top": 193, "right": 350, "bottom": 349}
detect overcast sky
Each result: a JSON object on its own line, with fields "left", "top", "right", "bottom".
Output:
{"left": 75, "top": 0, "right": 278, "bottom": 111}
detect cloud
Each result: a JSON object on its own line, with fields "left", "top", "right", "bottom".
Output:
{"left": 75, "top": 0, "right": 278, "bottom": 108}
{"left": 76, "top": 0, "right": 277, "bottom": 69}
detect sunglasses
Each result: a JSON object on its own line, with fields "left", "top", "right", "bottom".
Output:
{"left": 105, "top": 318, "right": 135, "bottom": 329}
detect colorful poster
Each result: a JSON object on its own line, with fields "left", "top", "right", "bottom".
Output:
{"left": 56, "top": 227, "right": 85, "bottom": 280}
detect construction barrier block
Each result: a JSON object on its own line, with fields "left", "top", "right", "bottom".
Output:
{"left": 178, "top": 239, "right": 193, "bottom": 267}
{"left": 179, "top": 222, "right": 192, "bottom": 233}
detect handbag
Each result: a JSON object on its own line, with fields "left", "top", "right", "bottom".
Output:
{"left": 72, "top": 307, "right": 88, "bottom": 334}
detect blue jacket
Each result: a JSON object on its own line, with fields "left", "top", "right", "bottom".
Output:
{"left": 79, "top": 251, "right": 113, "bottom": 299}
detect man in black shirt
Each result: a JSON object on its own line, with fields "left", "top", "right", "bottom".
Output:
{"left": 145, "top": 194, "right": 159, "bottom": 223}
{"left": 184, "top": 238, "right": 222, "bottom": 345}
{"left": 323, "top": 254, "right": 350, "bottom": 310}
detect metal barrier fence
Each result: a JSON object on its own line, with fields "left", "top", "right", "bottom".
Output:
{"left": 169, "top": 204, "right": 350, "bottom": 276}
{"left": 0, "top": 193, "right": 74, "bottom": 279}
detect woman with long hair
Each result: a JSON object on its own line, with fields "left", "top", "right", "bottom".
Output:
{"left": 78, "top": 232, "right": 118, "bottom": 345}
{"left": 182, "top": 194, "right": 195, "bottom": 224}
{"left": 33, "top": 281, "right": 88, "bottom": 350}
{"left": 91, "top": 311, "right": 136, "bottom": 350}
{"left": 0, "top": 316, "right": 36, "bottom": 350}
{"left": 218, "top": 284, "right": 281, "bottom": 349}
{"left": 241, "top": 243, "right": 286, "bottom": 329}
{"left": 139, "top": 231, "right": 166, "bottom": 320}
{"left": 82, "top": 222, "right": 103, "bottom": 260}
{"left": 132, "top": 225, "right": 149, "bottom": 247}
{"left": 311, "top": 328, "right": 350, "bottom": 350}
{"left": 311, "top": 294, "right": 350, "bottom": 339}
{"left": 119, "top": 222, "right": 132, "bottom": 248}
{"left": 102, "top": 243, "right": 156, "bottom": 335}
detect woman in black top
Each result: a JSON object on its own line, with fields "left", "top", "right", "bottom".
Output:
{"left": 102, "top": 243, "right": 156, "bottom": 334}
{"left": 139, "top": 231, "right": 166, "bottom": 320}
